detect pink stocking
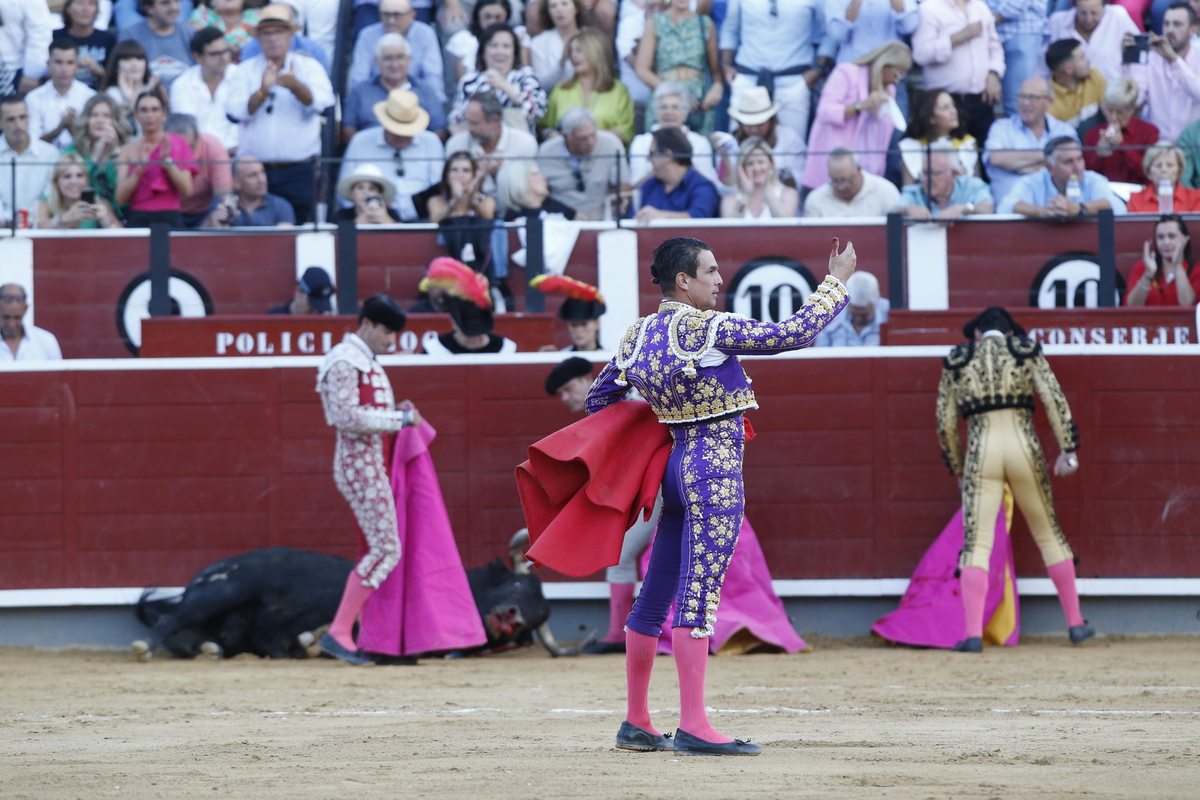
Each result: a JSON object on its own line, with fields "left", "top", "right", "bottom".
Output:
{"left": 1047, "top": 560, "right": 1085, "bottom": 627}
{"left": 625, "top": 630, "right": 660, "bottom": 734}
{"left": 960, "top": 566, "right": 989, "bottom": 639}
{"left": 328, "top": 572, "right": 374, "bottom": 650}
{"left": 604, "top": 583, "right": 636, "bottom": 643}
{"left": 672, "top": 627, "right": 732, "bottom": 744}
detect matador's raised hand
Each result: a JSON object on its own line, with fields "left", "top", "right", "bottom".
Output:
{"left": 829, "top": 238, "right": 857, "bottom": 285}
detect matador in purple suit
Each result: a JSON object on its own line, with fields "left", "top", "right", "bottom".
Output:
{"left": 586, "top": 236, "right": 857, "bottom": 756}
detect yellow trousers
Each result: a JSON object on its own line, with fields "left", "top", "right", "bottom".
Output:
{"left": 960, "top": 408, "right": 1073, "bottom": 571}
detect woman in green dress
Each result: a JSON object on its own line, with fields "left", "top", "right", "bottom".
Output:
{"left": 634, "top": 0, "right": 722, "bottom": 136}
{"left": 64, "top": 94, "right": 132, "bottom": 221}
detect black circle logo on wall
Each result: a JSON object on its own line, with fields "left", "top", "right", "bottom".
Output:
{"left": 116, "top": 269, "right": 214, "bottom": 356}
{"left": 1029, "top": 252, "right": 1126, "bottom": 309}
{"left": 725, "top": 256, "right": 818, "bottom": 322}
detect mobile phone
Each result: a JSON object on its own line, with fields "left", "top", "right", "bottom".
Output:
{"left": 365, "top": 195, "right": 383, "bottom": 208}
{"left": 1123, "top": 33, "right": 1149, "bottom": 64}
{"left": 81, "top": 188, "right": 96, "bottom": 204}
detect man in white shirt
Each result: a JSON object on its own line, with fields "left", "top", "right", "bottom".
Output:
{"left": 0, "top": 0, "right": 54, "bottom": 94}
{"left": 0, "top": 97, "right": 60, "bottom": 223}
{"left": 1, "top": 284, "right": 62, "bottom": 362}
{"left": 25, "top": 40, "right": 96, "bottom": 150}
{"left": 170, "top": 27, "right": 239, "bottom": 152}
{"left": 340, "top": 89, "right": 445, "bottom": 221}
{"left": 444, "top": 92, "right": 538, "bottom": 197}
{"left": 803, "top": 148, "right": 901, "bottom": 217}
{"left": 225, "top": 4, "right": 334, "bottom": 223}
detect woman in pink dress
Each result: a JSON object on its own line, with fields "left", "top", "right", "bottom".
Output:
{"left": 115, "top": 91, "right": 198, "bottom": 229}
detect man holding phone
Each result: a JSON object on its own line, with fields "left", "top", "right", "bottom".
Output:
{"left": 1047, "top": 0, "right": 1140, "bottom": 84}
{"left": 201, "top": 154, "right": 295, "bottom": 228}
{"left": 1124, "top": 2, "right": 1200, "bottom": 140}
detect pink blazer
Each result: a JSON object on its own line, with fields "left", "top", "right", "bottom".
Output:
{"left": 801, "top": 63, "right": 896, "bottom": 189}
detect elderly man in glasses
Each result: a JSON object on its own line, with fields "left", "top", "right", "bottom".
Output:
{"left": 536, "top": 107, "right": 630, "bottom": 220}
{"left": 1, "top": 285, "right": 62, "bottom": 362}
{"left": 349, "top": 0, "right": 445, "bottom": 103}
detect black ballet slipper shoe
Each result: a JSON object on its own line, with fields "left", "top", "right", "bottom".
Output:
{"left": 952, "top": 637, "right": 983, "bottom": 653}
{"left": 673, "top": 729, "right": 762, "bottom": 756}
{"left": 318, "top": 633, "right": 374, "bottom": 666}
{"left": 583, "top": 640, "right": 627, "bottom": 655}
{"left": 615, "top": 721, "right": 673, "bottom": 751}
{"left": 1069, "top": 623, "right": 1096, "bottom": 645}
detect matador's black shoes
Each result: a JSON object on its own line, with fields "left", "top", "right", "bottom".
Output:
{"left": 583, "top": 640, "right": 627, "bottom": 655}
{"left": 673, "top": 729, "right": 762, "bottom": 756}
{"left": 1069, "top": 623, "right": 1096, "bottom": 645}
{"left": 615, "top": 721, "right": 673, "bottom": 751}
{"left": 318, "top": 633, "right": 373, "bottom": 666}
{"left": 952, "top": 637, "right": 984, "bottom": 653}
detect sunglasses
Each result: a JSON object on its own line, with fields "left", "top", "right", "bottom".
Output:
{"left": 572, "top": 166, "right": 585, "bottom": 192}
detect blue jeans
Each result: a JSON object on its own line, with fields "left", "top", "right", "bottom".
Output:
{"left": 1001, "top": 33, "right": 1045, "bottom": 118}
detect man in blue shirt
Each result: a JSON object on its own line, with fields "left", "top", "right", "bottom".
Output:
{"left": 984, "top": 77, "right": 1079, "bottom": 208}
{"left": 341, "top": 32, "right": 445, "bottom": 143}
{"left": 633, "top": 127, "right": 721, "bottom": 222}
{"left": 202, "top": 155, "right": 297, "bottom": 227}
{"left": 898, "top": 149, "right": 996, "bottom": 220}
{"left": 815, "top": 271, "right": 890, "bottom": 347}
{"left": 999, "top": 136, "right": 1127, "bottom": 216}
{"left": 117, "top": 0, "right": 195, "bottom": 88}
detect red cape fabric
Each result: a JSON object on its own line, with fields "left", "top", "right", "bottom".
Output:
{"left": 517, "top": 402, "right": 672, "bottom": 577}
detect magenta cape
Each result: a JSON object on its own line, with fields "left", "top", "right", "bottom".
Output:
{"left": 871, "top": 506, "right": 1020, "bottom": 649}
{"left": 357, "top": 422, "right": 488, "bottom": 656}
{"left": 640, "top": 518, "right": 808, "bottom": 655}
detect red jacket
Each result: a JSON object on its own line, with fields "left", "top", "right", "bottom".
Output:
{"left": 1082, "top": 116, "right": 1159, "bottom": 185}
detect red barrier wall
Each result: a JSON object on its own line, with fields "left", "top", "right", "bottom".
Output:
{"left": 3, "top": 352, "right": 1197, "bottom": 591}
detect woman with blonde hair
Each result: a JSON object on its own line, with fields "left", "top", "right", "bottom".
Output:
{"left": 64, "top": 93, "right": 133, "bottom": 219}
{"left": 497, "top": 158, "right": 576, "bottom": 219}
{"left": 35, "top": 153, "right": 123, "bottom": 229}
{"left": 1126, "top": 142, "right": 1200, "bottom": 213}
{"left": 540, "top": 28, "right": 634, "bottom": 144}
{"left": 801, "top": 41, "right": 911, "bottom": 190}
{"left": 719, "top": 137, "right": 799, "bottom": 219}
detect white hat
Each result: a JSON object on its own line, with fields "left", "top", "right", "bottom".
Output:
{"left": 337, "top": 163, "right": 395, "bottom": 203}
{"left": 729, "top": 86, "right": 782, "bottom": 127}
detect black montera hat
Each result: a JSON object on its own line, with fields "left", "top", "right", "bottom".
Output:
{"left": 545, "top": 357, "right": 593, "bottom": 395}
{"left": 962, "top": 306, "right": 1026, "bottom": 339}
{"left": 558, "top": 297, "right": 607, "bottom": 322}
{"left": 360, "top": 294, "right": 408, "bottom": 331}
{"left": 444, "top": 295, "right": 495, "bottom": 337}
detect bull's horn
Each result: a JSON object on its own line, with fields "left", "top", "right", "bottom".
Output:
{"left": 131, "top": 640, "right": 152, "bottom": 663}
{"left": 535, "top": 622, "right": 598, "bottom": 657}
{"left": 509, "top": 529, "right": 532, "bottom": 575}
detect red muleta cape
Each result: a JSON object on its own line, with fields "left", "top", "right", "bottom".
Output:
{"left": 516, "top": 401, "right": 672, "bottom": 576}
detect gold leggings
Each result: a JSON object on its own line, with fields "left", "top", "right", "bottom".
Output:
{"left": 960, "top": 408, "right": 1073, "bottom": 571}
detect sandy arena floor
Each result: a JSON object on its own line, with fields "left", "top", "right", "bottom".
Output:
{"left": 1, "top": 636, "right": 1197, "bottom": 799}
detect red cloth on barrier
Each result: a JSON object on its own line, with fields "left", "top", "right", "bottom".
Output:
{"left": 517, "top": 402, "right": 672, "bottom": 577}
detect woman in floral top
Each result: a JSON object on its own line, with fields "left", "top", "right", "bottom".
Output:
{"left": 189, "top": 0, "right": 260, "bottom": 61}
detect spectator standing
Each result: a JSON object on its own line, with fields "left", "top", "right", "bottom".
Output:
{"left": 1126, "top": 142, "right": 1200, "bottom": 211}
{"left": 187, "top": 0, "right": 259, "bottom": 60}
{"left": 164, "top": 112, "right": 232, "bottom": 227}
{"left": 1047, "top": 39, "right": 1106, "bottom": 129}
{"left": 26, "top": 40, "right": 97, "bottom": 150}
{"left": 984, "top": 76, "right": 1078, "bottom": 207}
{"left": 202, "top": 153, "right": 295, "bottom": 226}
{"left": 1046, "top": 0, "right": 1139, "bottom": 84}
{"left": 814, "top": 271, "right": 889, "bottom": 346}
{"left": 826, "top": 0, "right": 920, "bottom": 64}
{"left": 720, "top": 0, "right": 835, "bottom": 141}
{"left": 450, "top": 24, "right": 546, "bottom": 134}
{"left": 341, "top": 33, "right": 446, "bottom": 145}
{"left": 1125, "top": 3, "right": 1200, "bottom": 141}
{"left": 63, "top": 94, "right": 131, "bottom": 218}
{"left": 0, "top": 96, "right": 60, "bottom": 223}
{"left": 224, "top": 4, "right": 334, "bottom": 224}
{"left": 340, "top": 89, "right": 446, "bottom": 221}
{"left": 542, "top": 29, "right": 634, "bottom": 144}
{"left": 283, "top": 0, "right": 343, "bottom": 61}
{"left": 712, "top": 86, "right": 806, "bottom": 189}
{"left": 350, "top": 0, "right": 444, "bottom": 103}
{"left": 35, "top": 152, "right": 123, "bottom": 229}
{"left": 445, "top": 92, "right": 539, "bottom": 196}
{"left": 719, "top": 137, "right": 800, "bottom": 219}
{"left": 427, "top": 151, "right": 496, "bottom": 221}
{"left": 112, "top": 0, "right": 195, "bottom": 32}
{"left": 497, "top": 157, "right": 576, "bottom": 218}
{"left": 1125, "top": 214, "right": 1200, "bottom": 305}
{"left": 170, "top": 27, "right": 239, "bottom": 151}
{"left": 632, "top": 126, "right": 720, "bottom": 221}
{"left": 56, "top": 0, "right": 118, "bottom": 90}
{"left": 0, "top": 284, "right": 62, "bottom": 362}
{"left": 803, "top": 147, "right": 901, "bottom": 215}
{"left": 537, "top": 106, "right": 629, "bottom": 219}
{"left": 116, "top": 90, "right": 197, "bottom": 227}
{"left": 634, "top": 0, "right": 722, "bottom": 137}
{"left": 985, "top": 0, "right": 1047, "bottom": 117}
{"left": 118, "top": 0, "right": 197, "bottom": 89}
{"left": 630, "top": 81, "right": 718, "bottom": 186}
{"left": 239, "top": 1, "right": 331, "bottom": 74}
{"left": 524, "top": 0, "right": 579, "bottom": 89}
{"left": 0, "top": 0, "right": 54, "bottom": 95}
{"left": 803, "top": 41, "right": 910, "bottom": 191}
{"left": 999, "top": 135, "right": 1126, "bottom": 215}
{"left": 336, "top": 162, "right": 403, "bottom": 223}
{"left": 1082, "top": 77, "right": 1157, "bottom": 183}
{"left": 897, "top": 148, "right": 994, "bottom": 219}
{"left": 912, "top": 0, "right": 1005, "bottom": 146}
{"left": 899, "top": 90, "right": 980, "bottom": 184}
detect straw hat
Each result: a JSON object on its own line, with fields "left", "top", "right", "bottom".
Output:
{"left": 373, "top": 89, "right": 430, "bottom": 137}
{"left": 336, "top": 163, "right": 396, "bottom": 203}
{"left": 729, "top": 86, "right": 782, "bottom": 127}
{"left": 251, "top": 3, "right": 301, "bottom": 35}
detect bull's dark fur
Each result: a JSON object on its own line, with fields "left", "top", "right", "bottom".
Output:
{"left": 463, "top": 558, "right": 551, "bottom": 652}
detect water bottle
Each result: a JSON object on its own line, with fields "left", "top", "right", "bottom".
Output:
{"left": 1066, "top": 174, "right": 1082, "bottom": 205}
{"left": 1158, "top": 177, "right": 1174, "bottom": 214}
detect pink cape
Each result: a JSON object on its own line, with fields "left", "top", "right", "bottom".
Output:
{"left": 357, "top": 422, "right": 488, "bottom": 656}
{"left": 871, "top": 506, "right": 1021, "bottom": 649}
{"left": 640, "top": 518, "right": 807, "bottom": 656}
